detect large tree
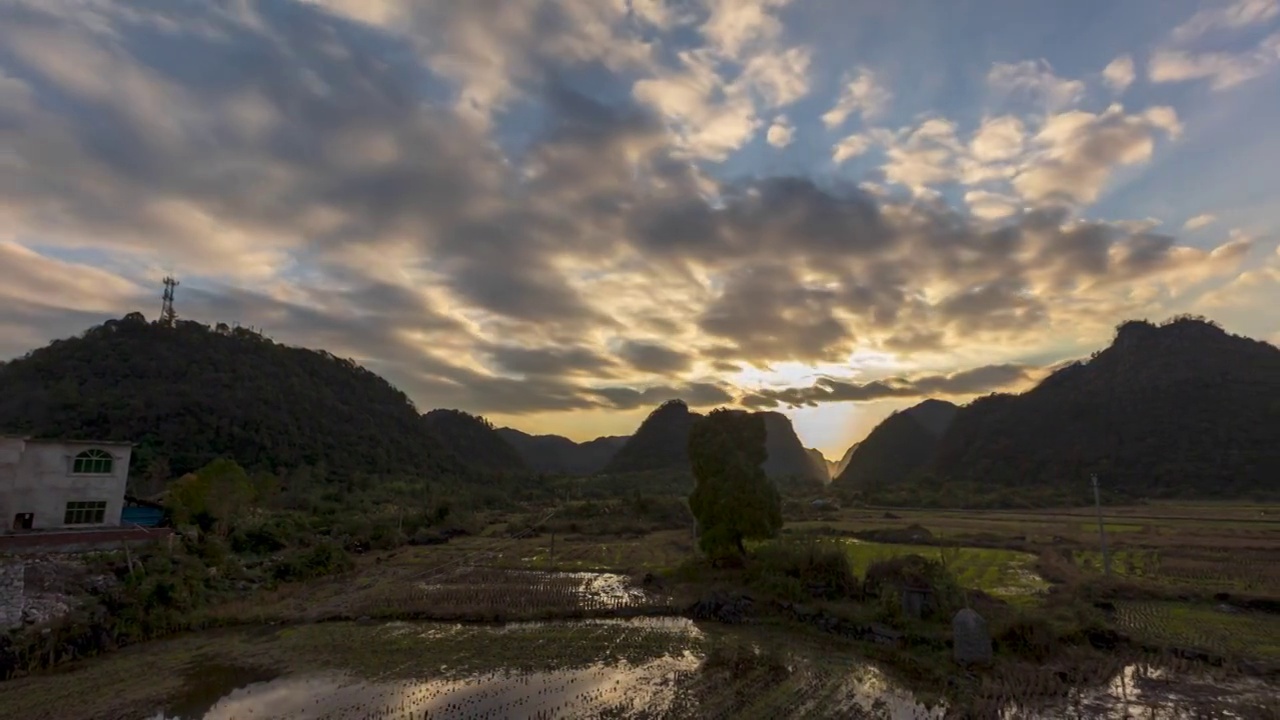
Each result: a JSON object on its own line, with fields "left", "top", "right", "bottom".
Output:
{"left": 688, "top": 409, "right": 782, "bottom": 559}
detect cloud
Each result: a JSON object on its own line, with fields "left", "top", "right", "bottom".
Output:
{"left": 1149, "top": 32, "right": 1280, "bottom": 89}
{"left": 483, "top": 344, "right": 618, "bottom": 377}
{"left": 832, "top": 133, "right": 873, "bottom": 164}
{"left": 1183, "top": 213, "right": 1218, "bottom": 231}
{"left": 880, "top": 118, "right": 963, "bottom": 191}
{"left": 767, "top": 116, "right": 795, "bottom": 147}
{"left": 969, "top": 115, "right": 1027, "bottom": 162}
{"left": 1102, "top": 54, "right": 1137, "bottom": 93}
{"left": 0, "top": 0, "right": 1268, "bottom": 424}
{"left": 1011, "top": 105, "right": 1180, "bottom": 205}
{"left": 964, "top": 190, "right": 1020, "bottom": 220}
{"left": 632, "top": 0, "right": 811, "bottom": 159}
{"left": 588, "top": 381, "right": 734, "bottom": 410}
{"left": 740, "top": 363, "right": 1034, "bottom": 408}
{"left": 822, "top": 67, "right": 891, "bottom": 128}
{"left": 987, "top": 60, "right": 1085, "bottom": 112}
{"left": 616, "top": 340, "right": 693, "bottom": 374}
{"left": 1169, "top": 0, "right": 1279, "bottom": 43}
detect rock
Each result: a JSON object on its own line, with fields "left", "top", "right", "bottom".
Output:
{"left": 952, "top": 608, "right": 993, "bottom": 666}
{"left": 687, "top": 591, "right": 753, "bottom": 624}
{"left": 867, "top": 623, "right": 902, "bottom": 645}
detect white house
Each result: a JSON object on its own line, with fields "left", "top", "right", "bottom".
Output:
{"left": 0, "top": 437, "right": 132, "bottom": 533}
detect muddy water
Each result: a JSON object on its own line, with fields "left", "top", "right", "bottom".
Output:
{"left": 146, "top": 619, "right": 1275, "bottom": 720}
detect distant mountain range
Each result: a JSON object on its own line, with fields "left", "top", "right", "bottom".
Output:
{"left": 833, "top": 317, "right": 1280, "bottom": 503}
{"left": 5, "top": 313, "right": 1273, "bottom": 504}
{"left": 495, "top": 428, "right": 628, "bottom": 476}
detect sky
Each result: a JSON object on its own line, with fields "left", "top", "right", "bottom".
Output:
{"left": 1, "top": 0, "right": 1279, "bottom": 459}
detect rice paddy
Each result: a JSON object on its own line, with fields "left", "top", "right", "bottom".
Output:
{"left": 833, "top": 539, "right": 1050, "bottom": 601}
{"left": 6, "top": 620, "right": 1275, "bottom": 720}
{"left": 1112, "top": 601, "right": 1280, "bottom": 662}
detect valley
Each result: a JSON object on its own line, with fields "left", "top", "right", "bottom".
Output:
{"left": 0, "top": 314, "right": 1278, "bottom": 719}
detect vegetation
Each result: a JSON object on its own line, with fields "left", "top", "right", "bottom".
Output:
{"left": 927, "top": 317, "right": 1280, "bottom": 501}
{"left": 838, "top": 317, "right": 1280, "bottom": 506}
{"left": 496, "top": 427, "right": 627, "bottom": 475}
{"left": 604, "top": 399, "right": 701, "bottom": 475}
{"left": 421, "top": 409, "right": 528, "bottom": 474}
{"left": 687, "top": 409, "right": 782, "bottom": 560}
{"left": 832, "top": 399, "right": 956, "bottom": 493}
{"left": 0, "top": 314, "right": 468, "bottom": 479}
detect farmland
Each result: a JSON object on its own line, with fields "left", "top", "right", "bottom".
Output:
{"left": 4, "top": 499, "right": 1279, "bottom": 718}
{"left": 5, "top": 619, "right": 1278, "bottom": 720}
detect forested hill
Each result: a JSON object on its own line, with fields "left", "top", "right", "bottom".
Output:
{"left": 603, "top": 400, "right": 701, "bottom": 475}
{"left": 496, "top": 428, "right": 628, "bottom": 476}
{"left": 923, "top": 317, "right": 1280, "bottom": 501}
{"left": 422, "top": 410, "right": 528, "bottom": 474}
{"left": 759, "top": 412, "right": 829, "bottom": 486}
{"left": 832, "top": 400, "right": 957, "bottom": 492}
{"left": 0, "top": 314, "right": 468, "bottom": 479}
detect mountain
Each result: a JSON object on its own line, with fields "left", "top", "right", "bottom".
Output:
{"left": 602, "top": 402, "right": 829, "bottom": 488}
{"left": 496, "top": 428, "right": 628, "bottom": 475}
{"left": 0, "top": 314, "right": 468, "bottom": 479}
{"left": 805, "top": 448, "right": 833, "bottom": 482}
{"left": 603, "top": 399, "right": 702, "bottom": 474}
{"left": 759, "top": 411, "right": 829, "bottom": 487}
{"left": 422, "top": 409, "right": 528, "bottom": 474}
{"left": 832, "top": 399, "right": 957, "bottom": 492}
{"left": 831, "top": 442, "right": 860, "bottom": 478}
{"left": 924, "top": 317, "right": 1280, "bottom": 500}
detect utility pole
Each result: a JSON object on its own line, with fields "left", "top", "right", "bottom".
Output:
{"left": 1092, "top": 473, "right": 1111, "bottom": 577}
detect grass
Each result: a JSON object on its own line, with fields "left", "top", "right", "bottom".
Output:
{"left": 832, "top": 539, "right": 1050, "bottom": 602}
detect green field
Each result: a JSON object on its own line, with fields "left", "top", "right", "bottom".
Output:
{"left": 1113, "top": 601, "right": 1280, "bottom": 661}
{"left": 833, "top": 539, "right": 1049, "bottom": 601}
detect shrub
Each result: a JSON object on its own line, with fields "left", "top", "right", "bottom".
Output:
{"left": 271, "top": 541, "right": 353, "bottom": 582}
{"left": 995, "top": 615, "right": 1058, "bottom": 661}
{"left": 748, "top": 540, "right": 858, "bottom": 600}
{"left": 863, "top": 554, "right": 966, "bottom": 620}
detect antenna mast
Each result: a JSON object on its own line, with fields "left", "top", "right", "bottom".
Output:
{"left": 160, "top": 276, "right": 180, "bottom": 327}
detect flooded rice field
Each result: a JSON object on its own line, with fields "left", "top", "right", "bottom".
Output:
{"left": 362, "top": 568, "right": 673, "bottom": 620}
{"left": 1, "top": 617, "right": 1255, "bottom": 720}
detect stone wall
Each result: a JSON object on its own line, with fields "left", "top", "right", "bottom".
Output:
{"left": 0, "top": 561, "right": 23, "bottom": 629}
{"left": 0, "top": 556, "right": 93, "bottom": 631}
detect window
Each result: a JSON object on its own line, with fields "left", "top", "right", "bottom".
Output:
{"left": 72, "top": 449, "right": 114, "bottom": 475}
{"left": 64, "top": 501, "right": 107, "bottom": 525}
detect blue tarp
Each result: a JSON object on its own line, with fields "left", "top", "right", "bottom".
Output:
{"left": 121, "top": 506, "right": 164, "bottom": 527}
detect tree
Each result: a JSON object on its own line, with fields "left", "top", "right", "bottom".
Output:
{"left": 165, "top": 458, "right": 255, "bottom": 535}
{"left": 688, "top": 409, "right": 782, "bottom": 560}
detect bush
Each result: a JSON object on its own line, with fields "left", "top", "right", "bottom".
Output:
{"left": 994, "top": 615, "right": 1058, "bottom": 661}
{"left": 863, "top": 554, "right": 966, "bottom": 620}
{"left": 271, "top": 541, "right": 353, "bottom": 582}
{"left": 748, "top": 540, "right": 858, "bottom": 600}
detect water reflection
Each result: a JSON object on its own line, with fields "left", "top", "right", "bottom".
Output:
{"left": 149, "top": 621, "right": 1275, "bottom": 720}
{"left": 154, "top": 656, "right": 700, "bottom": 720}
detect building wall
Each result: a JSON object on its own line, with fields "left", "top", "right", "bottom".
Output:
{"left": 0, "top": 439, "right": 131, "bottom": 532}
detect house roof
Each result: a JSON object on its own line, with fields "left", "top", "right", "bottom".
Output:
{"left": 0, "top": 435, "right": 134, "bottom": 447}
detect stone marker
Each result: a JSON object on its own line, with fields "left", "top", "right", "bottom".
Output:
{"left": 952, "top": 608, "right": 992, "bottom": 666}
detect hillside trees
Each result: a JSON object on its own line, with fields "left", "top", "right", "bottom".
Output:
{"left": 688, "top": 409, "right": 782, "bottom": 560}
